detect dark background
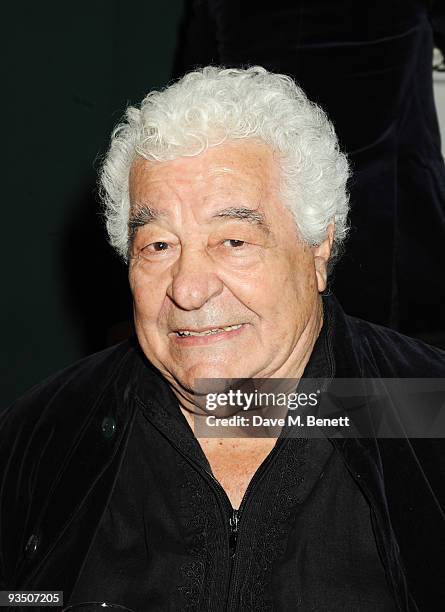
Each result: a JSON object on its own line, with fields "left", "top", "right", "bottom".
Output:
{"left": 2, "top": 2, "right": 184, "bottom": 407}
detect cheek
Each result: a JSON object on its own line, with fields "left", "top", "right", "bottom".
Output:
{"left": 130, "top": 271, "right": 169, "bottom": 321}
{"left": 262, "top": 253, "right": 317, "bottom": 320}
{"left": 220, "top": 248, "right": 315, "bottom": 316}
{"left": 281, "top": 246, "right": 317, "bottom": 290}
{"left": 273, "top": 251, "right": 314, "bottom": 291}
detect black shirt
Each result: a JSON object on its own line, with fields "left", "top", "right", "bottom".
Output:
{"left": 68, "top": 309, "right": 397, "bottom": 611}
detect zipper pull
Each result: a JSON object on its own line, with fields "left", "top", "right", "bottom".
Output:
{"left": 229, "top": 508, "right": 239, "bottom": 558}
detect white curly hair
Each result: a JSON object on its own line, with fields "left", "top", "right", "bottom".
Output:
{"left": 100, "top": 66, "right": 350, "bottom": 268}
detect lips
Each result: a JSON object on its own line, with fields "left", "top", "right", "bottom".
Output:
{"left": 174, "top": 324, "right": 243, "bottom": 337}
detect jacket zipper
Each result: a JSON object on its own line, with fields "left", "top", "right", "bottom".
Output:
{"left": 135, "top": 417, "right": 237, "bottom": 604}
{"left": 225, "top": 450, "right": 269, "bottom": 560}
{"left": 229, "top": 508, "right": 239, "bottom": 558}
{"left": 139, "top": 397, "right": 302, "bottom": 609}
{"left": 225, "top": 436, "right": 308, "bottom": 611}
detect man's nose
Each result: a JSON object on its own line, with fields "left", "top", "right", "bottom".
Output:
{"left": 167, "top": 247, "right": 224, "bottom": 310}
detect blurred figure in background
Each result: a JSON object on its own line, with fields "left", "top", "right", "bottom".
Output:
{"left": 174, "top": 0, "right": 445, "bottom": 344}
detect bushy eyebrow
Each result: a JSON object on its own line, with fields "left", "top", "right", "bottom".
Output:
{"left": 128, "top": 206, "right": 166, "bottom": 241}
{"left": 211, "top": 207, "right": 271, "bottom": 234}
{"left": 128, "top": 204, "right": 271, "bottom": 243}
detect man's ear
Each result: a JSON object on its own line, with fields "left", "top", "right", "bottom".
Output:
{"left": 312, "top": 222, "right": 335, "bottom": 293}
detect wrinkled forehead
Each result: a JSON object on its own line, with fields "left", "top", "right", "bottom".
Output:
{"left": 128, "top": 139, "right": 284, "bottom": 219}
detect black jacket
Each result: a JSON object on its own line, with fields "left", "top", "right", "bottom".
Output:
{"left": 1, "top": 296, "right": 445, "bottom": 611}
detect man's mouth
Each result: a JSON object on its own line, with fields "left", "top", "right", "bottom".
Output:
{"left": 174, "top": 324, "right": 243, "bottom": 337}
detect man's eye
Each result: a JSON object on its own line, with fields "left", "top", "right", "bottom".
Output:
{"left": 144, "top": 241, "right": 170, "bottom": 252}
{"left": 223, "top": 239, "right": 245, "bottom": 248}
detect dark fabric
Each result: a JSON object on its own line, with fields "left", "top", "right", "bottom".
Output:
{"left": 68, "top": 394, "right": 396, "bottom": 610}
{"left": 174, "top": 0, "right": 445, "bottom": 341}
{"left": 1, "top": 295, "right": 445, "bottom": 611}
{"left": 433, "top": 0, "right": 445, "bottom": 53}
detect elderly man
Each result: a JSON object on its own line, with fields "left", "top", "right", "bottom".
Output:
{"left": 1, "top": 67, "right": 445, "bottom": 611}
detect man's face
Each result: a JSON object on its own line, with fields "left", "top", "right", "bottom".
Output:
{"left": 128, "top": 140, "right": 330, "bottom": 391}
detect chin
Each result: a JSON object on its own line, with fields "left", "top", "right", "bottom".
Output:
{"left": 178, "top": 361, "right": 250, "bottom": 388}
